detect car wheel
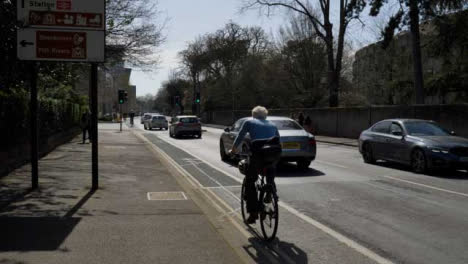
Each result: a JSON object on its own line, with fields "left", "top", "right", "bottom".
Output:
{"left": 411, "top": 149, "right": 427, "bottom": 174}
{"left": 220, "top": 140, "right": 229, "bottom": 161}
{"left": 144, "top": 124, "right": 147, "bottom": 130}
{"left": 297, "top": 159, "right": 311, "bottom": 170}
{"left": 198, "top": 133, "right": 202, "bottom": 139}
{"left": 362, "top": 143, "right": 375, "bottom": 164}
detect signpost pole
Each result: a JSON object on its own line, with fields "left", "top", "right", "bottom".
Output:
{"left": 120, "top": 104, "right": 122, "bottom": 132}
{"left": 30, "top": 62, "right": 39, "bottom": 189}
{"left": 91, "top": 63, "right": 98, "bottom": 190}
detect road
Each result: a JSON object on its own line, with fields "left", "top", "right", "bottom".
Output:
{"left": 133, "top": 117, "right": 468, "bottom": 264}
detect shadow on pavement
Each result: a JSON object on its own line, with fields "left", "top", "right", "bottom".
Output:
{"left": 243, "top": 237, "right": 308, "bottom": 264}
{"left": 372, "top": 161, "right": 468, "bottom": 179}
{"left": 0, "top": 217, "right": 80, "bottom": 252}
{"left": 0, "top": 258, "right": 27, "bottom": 264}
{"left": 63, "top": 189, "right": 96, "bottom": 218}
{"left": 0, "top": 183, "right": 33, "bottom": 212}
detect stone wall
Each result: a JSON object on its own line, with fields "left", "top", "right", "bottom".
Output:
{"left": 203, "top": 104, "right": 468, "bottom": 139}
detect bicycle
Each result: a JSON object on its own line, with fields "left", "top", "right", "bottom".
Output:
{"left": 239, "top": 154, "right": 279, "bottom": 241}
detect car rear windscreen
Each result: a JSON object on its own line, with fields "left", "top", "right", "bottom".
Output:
{"left": 153, "top": 116, "right": 165, "bottom": 120}
{"left": 271, "top": 120, "right": 302, "bottom": 130}
{"left": 180, "top": 118, "right": 198, "bottom": 123}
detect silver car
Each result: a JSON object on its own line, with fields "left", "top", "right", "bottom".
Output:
{"left": 219, "top": 116, "right": 317, "bottom": 169}
{"left": 169, "top": 115, "right": 202, "bottom": 138}
{"left": 144, "top": 115, "right": 168, "bottom": 130}
{"left": 141, "top": 113, "right": 152, "bottom": 124}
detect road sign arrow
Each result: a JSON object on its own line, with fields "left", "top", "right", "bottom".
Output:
{"left": 20, "top": 40, "right": 34, "bottom": 47}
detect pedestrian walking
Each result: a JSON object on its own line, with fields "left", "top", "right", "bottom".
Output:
{"left": 304, "top": 115, "right": 312, "bottom": 133}
{"left": 129, "top": 110, "right": 135, "bottom": 127}
{"left": 298, "top": 112, "right": 304, "bottom": 127}
{"left": 81, "top": 110, "right": 90, "bottom": 144}
{"left": 290, "top": 112, "right": 296, "bottom": 121}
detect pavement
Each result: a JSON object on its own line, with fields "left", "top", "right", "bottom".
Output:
{"left": 0, "top": 123, "right": 243, "bottom": 264}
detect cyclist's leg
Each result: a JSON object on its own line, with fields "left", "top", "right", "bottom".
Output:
{"left": 265, "top": 165, "right": 276, "bottom": 190}
{"left": 245, "top": 156, "right": 260, "bottom": 215}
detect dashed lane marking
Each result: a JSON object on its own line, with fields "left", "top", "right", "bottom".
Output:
{"left": 315, "top": 159, "right": 348, "bottom": 169}
{"left": 383, "top": 175, "right": 468, "bottom": 198}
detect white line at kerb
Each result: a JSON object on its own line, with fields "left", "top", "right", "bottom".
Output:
{"left": 383, "top": 175, "right": 468, "bottom": 198}
{"left": 152, "top": 132, "right": 394, "bottom": 264}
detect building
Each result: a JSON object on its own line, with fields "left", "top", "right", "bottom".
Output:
{"left": 75, "top": 62, "right": 137, "bottom": 117}
{"left": 352, "top": 10, "right": 468, "bottom": 105}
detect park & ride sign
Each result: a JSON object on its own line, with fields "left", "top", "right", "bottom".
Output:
{"left": 17, "top": 0, "right": 105, "bottom": 62}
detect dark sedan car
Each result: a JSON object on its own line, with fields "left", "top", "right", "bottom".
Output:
{"left": 219, "top": 116, "right": 316, "bottom": 169}
{"left": 359, "top": 119, "right": 468, "bottom": 173}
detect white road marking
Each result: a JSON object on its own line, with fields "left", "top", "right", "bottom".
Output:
{"left": 150, "top": 130, "right": 395, "bottom": 264}
{"left": 383, "top": 175, "right": 468, "bottom": 198}
{"left": 202, "top": 186, "right": 241, "bottom": 189}
{"left": 278, "top": 201, "right": 393, "bottom": 264}
{"left": 315, "top": 159, "right": 348, "bottom": 169}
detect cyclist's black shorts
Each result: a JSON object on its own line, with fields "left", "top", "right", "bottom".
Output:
{"left": 250, "top": 137, "right": 282, "bottom": 168}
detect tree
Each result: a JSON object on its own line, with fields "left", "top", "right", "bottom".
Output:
{"left": 242, "top": 0, "right": 366, "bottom": 107}
{"left": 136, "top": 94, "right": 156, "bottom": 113}
{"left": 278, "top": 13, "right": 328, "bottom": 106}
{"left": 179, "top": 37, "right": 207, "bottom": 114}
{"left": 106, "top": 0, "right": 167, "bottom": 67}
{"left": 369, "top": 0, "right": 468, "bottom": 104}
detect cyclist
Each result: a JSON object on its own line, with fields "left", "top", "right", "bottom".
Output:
{"left": 229, "top": 106, "right": 281, "bottom": 224}
{"left": 129, "top": 110, "right": 135, "bottom": 126}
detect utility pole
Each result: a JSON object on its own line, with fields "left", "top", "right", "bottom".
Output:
{"left": 90, "top": 63, "right": 99, "bottom": 190}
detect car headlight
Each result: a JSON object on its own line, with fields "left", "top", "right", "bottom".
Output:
{"left": 430, "top": 148, "right": 449, "bottom": 154}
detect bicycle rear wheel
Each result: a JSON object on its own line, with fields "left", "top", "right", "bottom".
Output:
{"left": 241, "top": 178, "right": 248, "bottom": 224}
{"left": 259, "top": 188, "right": 279, "bottom": 241}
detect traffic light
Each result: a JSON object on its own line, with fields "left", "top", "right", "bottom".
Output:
{"left": 174, "top": 96, "right": 180, "bottom": 106}
{"left": 118, "top": 90, "right": 125, "bottom": 104}
{"left": 124, "top": 91, "right": 128, "bottom": 102}
{"left": 195, "top": 92, "right": 200, "bottom": 104}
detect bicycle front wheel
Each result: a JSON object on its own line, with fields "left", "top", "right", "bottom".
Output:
{"left": 259, "top": 188, "right": 279, "bottom": 241}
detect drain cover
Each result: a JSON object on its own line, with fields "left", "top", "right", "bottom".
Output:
{"left": 147, "top": 192, "right": 187, "bottom": 201}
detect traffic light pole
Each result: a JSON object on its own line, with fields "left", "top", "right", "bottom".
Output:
{"left": 119, "top": 103, "right": 122, "bottom": 132}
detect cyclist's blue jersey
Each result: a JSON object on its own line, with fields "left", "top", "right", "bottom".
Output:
{"left": 233, "top": 118, "right": 280, "bottom": 149}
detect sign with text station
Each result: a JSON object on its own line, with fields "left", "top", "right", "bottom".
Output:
{"left": 18, "top": 0, "right": 105, "bottom": 30}
{"left": 17, "top": 28, "right": 104, "bottom": 62}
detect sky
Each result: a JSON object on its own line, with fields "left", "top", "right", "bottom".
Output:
{"left": 130, "top": 0, "right": 383, "bottom": 97}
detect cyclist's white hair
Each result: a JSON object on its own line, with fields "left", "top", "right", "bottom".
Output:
{"left": 252, "top": 106, "right": 268, "bottom": 119}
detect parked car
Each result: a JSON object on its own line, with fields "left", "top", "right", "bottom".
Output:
{"left": 144, "top": 115, "right": 168, "bottom": 130}
{"left": 219, "top": 116, "right": 316, "bottom": 169}
{"left": 141, "top": 113, "right": 152, "bottom": 124}
{"left": 359, "top": 119, "right": 468, "bottom": 173}
{"left": 169, "top": 115, "right": 202, "bottom": 138}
